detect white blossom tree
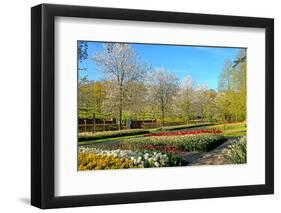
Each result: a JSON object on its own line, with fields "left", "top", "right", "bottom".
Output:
{"left": 180, "top": 75, "right": 196, "bottom": 124}
{"left": 92, "top": 43, "right": 149, "bottom": 129}
{"left": 149, "top": 68, "right": 179, "bottom": 127}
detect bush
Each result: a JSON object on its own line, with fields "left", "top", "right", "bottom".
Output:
{"left": 79, "top": 129, "right": 150, "bottom": 141}
{"left": 121, "top": 133, "right": 225, "bottom": 152}
{"left": 223, "top": 137, "right": 247, "bottom": 164}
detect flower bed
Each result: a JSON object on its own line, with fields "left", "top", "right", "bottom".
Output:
{"left": 121, "top": 133, "right": 225, "bottom": 152}
{"left": 144, "top": 129, "right": 222, "bottom": 137}
{"left": 92, "top": 143, "right": 183, "bottom": 155}
{"left": 223, "top": 136, "right": 247, "bottom": 164}
{"left": 79, "top": 129, "right": 150, "bottom": 141}
{"left": 78, "top": 129, "right": 227, "bottom": 170}
{"left": 78, "top": 153, "right": 138, "bottom": 170}
{"left": 79, "top": 146, "right": 186, "bottom": 170}
{"left": 139, "top": 144, "right": 182, "bottom": 155}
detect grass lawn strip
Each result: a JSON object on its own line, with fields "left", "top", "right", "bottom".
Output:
{"left": 78, "top": 134, "right": 144, "bottom": 145}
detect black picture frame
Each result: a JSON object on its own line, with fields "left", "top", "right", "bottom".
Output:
{"left": 31, "top": 3, "right": 274, "bottom": 209}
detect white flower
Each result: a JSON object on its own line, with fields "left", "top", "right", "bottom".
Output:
{"left": 144, "top": 154, "right": 149, "bottom": 160}
{"left": 79, "top": 145, "right": 176, "bottom": 168}
{"left": 160, "top": 159, "right": 166, "bottom": 165}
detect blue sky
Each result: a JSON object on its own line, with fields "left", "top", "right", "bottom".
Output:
{"left": 78, "top": 41, "right": 241, "bottom": 90}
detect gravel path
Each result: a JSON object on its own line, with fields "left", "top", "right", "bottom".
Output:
{"left": 187, "top": 138, "right": 237, "bottom": 166}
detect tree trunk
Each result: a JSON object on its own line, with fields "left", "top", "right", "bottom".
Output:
{"left": 84, "top": 119, "right": 87, "bottom": 133}
{"left": 161, "top": 106, "right": 165, "bottom": 127}
{"left": 119, "top": 83, "right": 123, "bottom": 130}
{"left": 92, "top": 113, "right": 96, "bottom": 133}
{"left": 186, "top": 111, "right": 189, "bottom": 125}
{"left": 119, "top": 109, "right": 122, "bottom": 130}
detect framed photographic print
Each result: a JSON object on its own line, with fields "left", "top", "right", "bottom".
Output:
{"left": 31, "top": 3, "right": 274, "bottom": 209}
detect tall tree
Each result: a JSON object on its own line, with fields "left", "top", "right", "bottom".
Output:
{"left": 78, "top": 41, "right": 89, "bottom": 87}
{"left": 202, "top": 89, "right": 217, "bottom": 122}
{"left": 92, "top": 43, "right": 149, "bottom": 129}
{"left": 78, "top": 41, "right": 88, "bottom": 62}
{"left": 149, "top": 68, "right": 179, "bottom": 127}
{"left": 180, "top": 75, "right": 195, "bottom": 124}
{"left": 218, "top": 59, "right": 233, "bottom": 92}
{"left": 216, "top": 49, "right": 247, "bottom": 122}
{"left": 232, "top": 49, "right": 247, "bottom": 121}
{"left": 190, "top": 85, "right": 209, "bottom": 120}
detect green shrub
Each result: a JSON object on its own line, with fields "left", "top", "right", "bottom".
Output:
{"left": 121, "top": 133, "right": 225, "bottom": 152}
{"left": 223, "top": 137, "right": 247, "bottom": 164}
{"left": 78, "top": 129, "right": 150, "bottom": 141}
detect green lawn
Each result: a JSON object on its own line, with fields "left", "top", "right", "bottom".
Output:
{"left": 78, "top": 134, "right": 144, "bottom": 145}
{"left": 206, "top": 122, "right": 246, "bottom": 138}
{"left": 223, "top": 128, "right": 247, "bottom": 138}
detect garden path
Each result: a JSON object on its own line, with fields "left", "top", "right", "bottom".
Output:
{"left": 187, "top": 138, "right": 237, "bottom": 166}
